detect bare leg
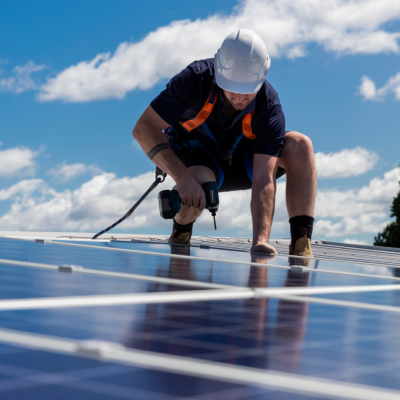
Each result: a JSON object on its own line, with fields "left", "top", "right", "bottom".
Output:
{"left": 278, "top": 131, "right": 317, "bottom": 218}
{"left": 174, "top": 166, "right": 216, "bottom": 225}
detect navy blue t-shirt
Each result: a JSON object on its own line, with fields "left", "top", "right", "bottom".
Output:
{"left": 150, "top": 58, "right": 285, "bottom": 157}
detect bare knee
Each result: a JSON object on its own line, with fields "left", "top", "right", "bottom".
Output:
{"left": 279, "top": 131, "right": 314, "bottom": 169}
{"left": 173, "top": 166, "right": 215, "bottom": 224}
{"left": 285, "top": 131, "right": 314, "bottom": 152}
{"left": 187, "top": 166, "right": 216, "bottom": 184}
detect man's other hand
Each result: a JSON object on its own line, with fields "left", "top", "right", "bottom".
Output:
{"left": 175, "top": 175, "right": 206, "bottom": 211}
{"left": 250, "top": 242, "right": 277, "bottom": 254}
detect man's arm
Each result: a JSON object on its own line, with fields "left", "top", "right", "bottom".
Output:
{"left": 132, "top": 105, "right": 206, "bottom": 210}
{"left": 250, "top": 153, "right": 279, "bottom": 253}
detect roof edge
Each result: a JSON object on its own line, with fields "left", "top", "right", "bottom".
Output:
{"left": 321, "top": 240, "right": 400, "bottom": 254}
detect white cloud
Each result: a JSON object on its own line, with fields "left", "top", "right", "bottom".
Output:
{"left": 0, "top": 164, "right": 398, "bottom": 240}
{"left": 0, "top": 61, "right": 46, "bottom": 94}
{"left": 0, "top": 169, "right": 277, "bottom": 233}
{"left": 316, "top": 168, "right": 399, "bottom": 218}
{"left": 359, "top": 76, "right": 377, "bottom": 99}
{"left": 315, "top": 167, "right": 400, "bottom": 236}
{"left": 343, "top": 238, "right": 368, "bottom": 245}
{"left": 0, "top": 146, "right": 40, "bottom": 177}
{"left": 315, "top": 147, "right": 378, "bottom": 178}
{"left": 0, "top": 172, "right": 160, "bottom": 231}
{"left": 48, "top": 162, "right": 103, "bottom": 182}
{"left": 359, "top": 72, "right": 400, "bottom": 100}
{"left": 37, "top": 0, "right": 400, "bottom": 102}
{"left": 0, "top": 179, "right": 47, "bottom": 201}
{"left": 315, "top": 213, "right": 388, "bottom": 237}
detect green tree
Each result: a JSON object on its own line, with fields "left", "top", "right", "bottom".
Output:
{"left": 374, "top": 177, "right": 400, "bottom": 248}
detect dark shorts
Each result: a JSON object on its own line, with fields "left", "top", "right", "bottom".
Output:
{"left": 177, "top": 146, "right": 286, "bottom": 192}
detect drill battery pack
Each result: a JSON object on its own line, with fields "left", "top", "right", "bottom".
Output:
{"left": 158, "top": 190, "right": 181, "bottom": 219}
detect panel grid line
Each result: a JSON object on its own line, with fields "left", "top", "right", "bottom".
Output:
{"left": 269, "top": 294, "right": 400, "bottom": 313}
{"left": 2, "top": 234, "right": 400, "bottom": 399}
{"left": 48, "top": 240, "right": 400, "bottom": 269}
{"left": 1, "top": 284, "right": 400, "bottom": 312}
{"left": 0, "top": 258, "right": 245, "bottom": 291}
{"left": 0, "top": 328, "right": 399, "bottom": 400}
{"left": 3, "top": 234, "right": 400, "bottom": 269}
{"left": 3, "top": 239, "right": 400, "bottom": 282}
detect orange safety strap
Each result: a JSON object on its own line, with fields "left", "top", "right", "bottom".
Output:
{"left": 180, "top": 91, "right": 218, "bottom": 132}
{"left": 242, "top": 110, "right": 255, "bottom": 139}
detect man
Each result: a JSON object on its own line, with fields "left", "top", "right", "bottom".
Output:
{"left": 132, "top": 29, "right": 317, "bottom": 256}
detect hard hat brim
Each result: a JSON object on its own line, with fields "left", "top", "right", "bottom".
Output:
{"left": 214, "top": 70, "right": 265, "bottom": 94}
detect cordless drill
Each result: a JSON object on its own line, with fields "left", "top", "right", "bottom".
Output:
{"left": 158, "top": 182, "right": 219, "bottom": 230}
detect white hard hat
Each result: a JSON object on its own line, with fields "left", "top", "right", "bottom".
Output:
{"left": 214, "top": 29, "right": 271, "bottom": 94}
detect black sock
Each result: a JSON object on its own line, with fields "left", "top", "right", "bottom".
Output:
{"left": 173, "top": 219, "right": 195, "bottom": 233}
{"left": 289, "top": 215, "right": 314, "bottom": 244}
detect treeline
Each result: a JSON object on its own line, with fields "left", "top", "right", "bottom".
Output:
{"left": 374, "top": 175, "right": 400, "bottom": 248}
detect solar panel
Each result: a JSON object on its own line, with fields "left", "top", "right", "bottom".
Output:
{"left": 1, "top": 232, "right": 400, "bottom": 399}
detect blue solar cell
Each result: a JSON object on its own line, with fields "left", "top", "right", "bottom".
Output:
{"left": 0, "top": 262, "right": 203, "bottom": 300}
{"left": 1, "top": 300, "right": 400, "bottom": 389}
{"left": 64, "top": 239, "right": 400, "bottom": 277}
{"left": 312, "top": 290, "right": 400, "bottom": 307}
{"left": 0, "top": 346, "right": 295, "bottom": 400}
{"left": 1, "top": 235, "right": 400, "bottom": 399}
{"left": 1, "top": 238, "right": 398, "bottom": 289}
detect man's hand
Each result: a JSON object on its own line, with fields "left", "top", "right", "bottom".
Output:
{"left": 251, "top": 242, "right": 277, "bottom": 254}
{"left": 175, "top": 173, "right": 206, "bottom": 211}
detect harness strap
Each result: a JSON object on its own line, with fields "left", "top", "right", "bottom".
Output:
{"left": 180, "top": 92, "right": 218, "bottom": 132}
{"left": 232, "top": 133, "right": 245, "bottom": 152}
{"left": 171, "top": 90, "right": 257, "bottom": 176}
{"left": 242, "top": 111, "right": 255, "bottom": 139}
{"left": 243, "top": 147, "right": 254, "bottom": 182}
{"left": 200, "top": 122, "right": 219, "bottom": 147}
{"left": 224, "top": 110, "right": 255, "bottom": 163}
{"left": 179, "top": 90, "right": 256, "bottom": 154}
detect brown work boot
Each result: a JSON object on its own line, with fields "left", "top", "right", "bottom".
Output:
{"left": 289, "top": 237, "right": 313, "bottom": 268}
{"left": 168, "top": 230, "right": 192, "bottom": 245}
{"left": 289, "top": 237, "right": 313, "bottom": 257}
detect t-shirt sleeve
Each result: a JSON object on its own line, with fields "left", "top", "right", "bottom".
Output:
{"left": 150, "top": 66, "right": 202, "bottom": 125}
{"left": 253, "top": 104, "right": 286, "bottom": 157}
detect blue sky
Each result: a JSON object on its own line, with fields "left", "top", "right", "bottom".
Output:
{"left": 1, "top": 0, "right": 400, "bottom": 244}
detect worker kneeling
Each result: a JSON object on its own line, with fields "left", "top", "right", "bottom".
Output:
{"left": 132, "top": 29, "right": 317, "bottom": 257}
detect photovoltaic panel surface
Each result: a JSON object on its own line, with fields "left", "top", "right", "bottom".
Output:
{"left": 312, "top": 290, "right": 400, "bottom": 307}
{"left": 52, "top": 238, "right": 400, "bottom": 281}
{"left": 0, "top": 261, "right": 206, "bottom": 300}
{"left": 2, "top": 299, "right": 400, "bottom": 382}
{"left": 1, "top": 233, "right": 400, "bottom": 399}
{"left": 0, "top": 344, "right": 334, "bottom": 400}
{"left": 1, "top": 238, "right": 399, "bottom": 288}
